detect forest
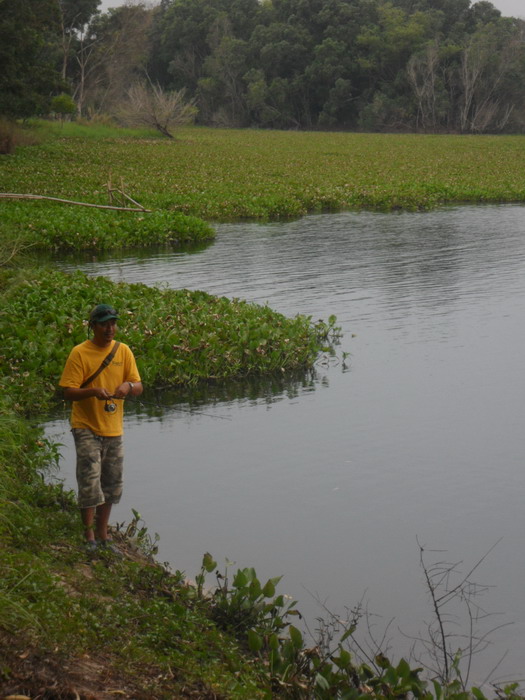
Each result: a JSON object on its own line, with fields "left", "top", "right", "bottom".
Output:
{"left": 2, "top": 0, "right": 525, "bottom": 133}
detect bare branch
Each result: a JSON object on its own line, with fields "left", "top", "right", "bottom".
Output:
{"left": 117, "top": 82, "right": 197, "bottom": 138}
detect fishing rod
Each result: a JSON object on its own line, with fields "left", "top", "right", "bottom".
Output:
{"left": 106, "top": 396, "right": 231, "bottom": 420}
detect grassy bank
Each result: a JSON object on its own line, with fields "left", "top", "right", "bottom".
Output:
{"left": 1, "top": 122, "right": 525, "bottom": 233}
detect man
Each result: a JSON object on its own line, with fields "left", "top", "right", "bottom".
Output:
{"left": 59, "top": 303, "right": 143, "bottom": 552}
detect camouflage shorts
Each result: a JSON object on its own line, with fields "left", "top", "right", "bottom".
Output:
{"left": 72, "top": 428, "right": 124, "bottom": 509}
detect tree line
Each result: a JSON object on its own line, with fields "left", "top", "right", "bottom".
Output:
{"left": 2, "top": 0, "right": 525, "bottom": 133}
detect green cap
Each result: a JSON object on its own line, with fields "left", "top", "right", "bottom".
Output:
{"left": 89, "top": 304, "right": 119, "bottom": 324}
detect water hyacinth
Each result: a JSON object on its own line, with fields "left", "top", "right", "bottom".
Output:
{"left": 1, "top": 123, "right": 525, "bottom": 231}
{"left": 0, "top": 268, "right": 339, "bottom": 415}
{"left": 0, "top": 200, "right": 214, "bottom": 251}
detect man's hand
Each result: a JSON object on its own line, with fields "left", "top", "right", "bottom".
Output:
{"left": 113, "top": 382, "right": 132, "bottom": 399}
{"left": 93, "top": 386, "right": 114, "bottom": 400}
{"left": 63, "top": 386, "right": 113, "bottom": 401}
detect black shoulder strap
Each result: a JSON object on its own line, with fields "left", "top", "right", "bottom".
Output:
{"left": 80, "top": 342, "right": 121, "bottom": 389}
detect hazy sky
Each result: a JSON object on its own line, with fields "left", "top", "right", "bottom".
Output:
{"left": 98, "top": 0, "right": 524, "bottom": 19}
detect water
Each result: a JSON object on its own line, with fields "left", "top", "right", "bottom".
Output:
{"left": 46, "top": 205, "right": 525, "bottom": 685}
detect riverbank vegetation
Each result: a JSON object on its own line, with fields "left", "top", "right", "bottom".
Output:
{"left": 2, "top": 123, "right": 525, "bottom": 248}
{"left": 0, "top": 252, "right": 344, "bottom": 696}
{"left": 1, "top": 200, "right": 214, "bottom": 251}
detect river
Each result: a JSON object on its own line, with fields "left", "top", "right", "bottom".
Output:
{"left": 46, "top": 205, "right": 525, "bottom": 686}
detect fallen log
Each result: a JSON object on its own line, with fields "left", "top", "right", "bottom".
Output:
{"left": 0, "top": 192, "right": 151, "bottom": 212}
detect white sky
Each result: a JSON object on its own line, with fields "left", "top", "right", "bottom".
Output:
{"left": 490, "top": 0, "right": 525, "bottom": 17}
{"left": 98, "top": 0, "right": 524, "bottom": 19}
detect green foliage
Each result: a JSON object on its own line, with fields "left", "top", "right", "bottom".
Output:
{"left": 50, "top": 93, "right": 77, "bottom": 118}
{"left": 3, "top": 0, "right": 525, "bottom": 130}
{"left": 2, "top": 125, "right": 525, "bottom": 225}
{"left": 0, "top": 201, "right": 214, "bottom": 251}
{"left": 198, "top": 555, "right": 298, "bottom": 640}
{"left": 0, "top": 0, "right": 63, "bottom": 118}
{"left": 0, "top": 267, "right": 338, "bottom": 415}
{"left": 116, "top": 507, "right": 160, "bottom": 558}
{"left": 193, "top": 553, "right": 524, "bottom": 700}
{"left": 145, "top": 0, "right": 525, "bottom": 132}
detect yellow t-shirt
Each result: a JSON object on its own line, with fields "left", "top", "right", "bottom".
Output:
{"left": 59, "top": 340, "right": 141, "bottom": 437}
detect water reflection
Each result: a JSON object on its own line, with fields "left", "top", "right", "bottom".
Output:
{"left": 48, "top": 365, "right": 327, "bottom": 425}
{"left": 41, "top": 238, "right": 214, "bottom": 267}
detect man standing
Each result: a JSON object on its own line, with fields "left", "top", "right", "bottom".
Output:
{"left": 59, "top": 304, "right": 143, "bottom": 552}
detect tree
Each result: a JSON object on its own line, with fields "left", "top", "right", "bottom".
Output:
{"left": 51, "top": 92, "right": 77, "bottom": 122}
{"left": 57, "top": 0, "right": 100, "bottom": 81}
{"left": 458, "top": 18, "right": 525, "bottom": 132}
{"left": 78, "top": 4, "right": 154, "bottom": 116}
{"left": 407, "top": 40, "right": 443, "bottom": 130}
{"left": 117, "top": 82, "right": 197, "bottom": 138}
{"left": 199, "top": 17, "right": 249, "bottom": 125}
{"left": 0, "top": 0, "right": 62, "bottom": 118}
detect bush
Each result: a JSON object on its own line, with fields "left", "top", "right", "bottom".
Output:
{"left": 50, "top": 94, "right": 77, "bottom": 121}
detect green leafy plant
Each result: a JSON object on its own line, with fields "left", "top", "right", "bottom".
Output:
{"left": 0, "top": 268, "right": 338, "bottom": 415}
{"left": 2, "top": 123, "right": 525, "bottom": 227}
{"left": 50, "top": 94, "right": 77, "bottom": 122}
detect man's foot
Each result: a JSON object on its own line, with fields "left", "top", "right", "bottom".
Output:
{"left": 84, "top": 540, "right": 98, "bottom": 553}
{"left": 98, "top": 539, "right": 123, "bottom": 557}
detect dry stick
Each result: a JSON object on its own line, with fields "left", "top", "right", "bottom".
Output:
{"left": 115, "top": 188, "right": 145, "bottom": 209}
{"left": 0, "top": 241, "right": 36, "bottom": 266}
{"left": 107, "top": 170, "right": 113, "bottom": 205}
{"left": 418, "top": 540, "right": 450, "bottom": 681}
{"left": 0, "top": 193, "right": 151, "bottom": 212}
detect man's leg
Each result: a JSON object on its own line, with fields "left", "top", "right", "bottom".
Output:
{"left": 98, "top": 435, "right": 124, "bottom": 542}
{"left": 95, "top": 502, "right": 113, "bottom": 541}
{"left": 81, "top": 506, "right": 96, "bottom": 543}
{"left": 73, "top": 429, "right": 105, "bottom": 543}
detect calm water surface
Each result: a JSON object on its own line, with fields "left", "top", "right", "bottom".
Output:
{"left": 47, "top": 206, "right": 525, "bottom": 684}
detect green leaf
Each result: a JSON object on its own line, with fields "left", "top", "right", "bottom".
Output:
{"left": 247, "top": 628, "right": 263, "bottom": 652}
{"left": 233, "top": 570, "right": 248, "bottom": 588}
{"left": 335, "top": 647, "right": 352, "bottom": 669}
{"left": 202, "top": 552, "right": 217, "bottom": 572}
{"left": 395, "top": 657, "right": 411, "bottom": 679}
{"left": 262, "top": 579, "right": 275, "bottom": 598}
{"left": 289, "top": 624, "right": 303, "bottom": 649}
{"left": 315, "top": 673, "right": 330, "bottom": 690}
{"left": 268, "top": 633, "right": 279, "bottom": 650}
{"left": 340, "top": 625, "right": 356, "bottom": 643}
{"left": 472, "top": 688, "right": 488, "bottom": 700}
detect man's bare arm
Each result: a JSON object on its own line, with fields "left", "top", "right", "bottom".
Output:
{"left": 62, "top": 386, "right": 114, "bottom": 401}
